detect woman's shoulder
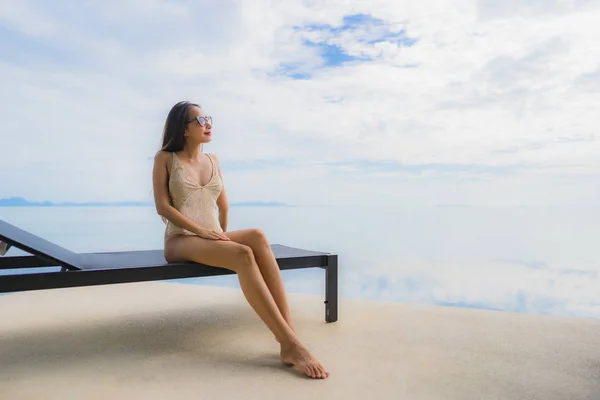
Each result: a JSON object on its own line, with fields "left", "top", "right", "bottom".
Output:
{"left": 206, "top": 152, "right": 221, "bottom": 163}
{"left": 154, "top": 150, "right": 176, "bottom": 174}
{"left": 155, "top": 150, "right": 174, "bottom": 162}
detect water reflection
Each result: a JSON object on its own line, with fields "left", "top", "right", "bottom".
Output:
{"left": 1, "top": 206, "right": 599, "bottom": 319}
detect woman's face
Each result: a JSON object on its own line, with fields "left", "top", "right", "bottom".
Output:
{"left": 185, "top": 106, "right": 213, "bottom": 144}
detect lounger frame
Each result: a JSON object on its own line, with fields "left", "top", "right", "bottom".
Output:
{"left": 0, "top": 220, "right": 338, "bottom": 323}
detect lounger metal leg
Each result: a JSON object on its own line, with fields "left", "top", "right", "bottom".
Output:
{"left": 325, "top": 255, "right": 338, "bottom": 323}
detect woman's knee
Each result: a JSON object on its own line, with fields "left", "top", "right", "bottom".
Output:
{"left": 230, "top": 244, "right": 257, "bottom": 271}
{"left": 250, "top": 228, "right": 269, "bottom": 247}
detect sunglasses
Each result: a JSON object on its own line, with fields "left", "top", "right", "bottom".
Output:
{"left": 186, "top": 115, "right": 213, "bottom": 127}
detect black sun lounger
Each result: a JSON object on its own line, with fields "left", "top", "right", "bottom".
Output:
{"left": 0, "top": 219, "right": 338, "bottom": 322}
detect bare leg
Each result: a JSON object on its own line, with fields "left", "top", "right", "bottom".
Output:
{"left": 224, "top": 229, "right": 295, "bottom": 332}
{"left": 165, "top": 235, "right": 330, "bottom": 379}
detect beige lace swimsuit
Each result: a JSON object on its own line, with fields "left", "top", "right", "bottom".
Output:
{"left": 164, "top": 152, "right": 223, "bottom": 242}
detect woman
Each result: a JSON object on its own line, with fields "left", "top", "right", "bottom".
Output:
{"left": 152, "top": 101, "right": 329, "bottom": 379}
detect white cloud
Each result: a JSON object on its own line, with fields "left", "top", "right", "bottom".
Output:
{"left": 0, "top": 0, "right": 599, "bottom": 205}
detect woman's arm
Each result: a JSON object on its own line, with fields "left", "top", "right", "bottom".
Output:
{"left": 152, "top": 151, "right": 229, "bottom": 240}
{"left": 212, "top": 153, "right": 229, "bottom": 232}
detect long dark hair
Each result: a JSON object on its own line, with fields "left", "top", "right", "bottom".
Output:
{"left": 160, "top": 100, "right": 200, "bottom": 152}
{"left": 157, "top": 101, "right": 200, "bottom": 224}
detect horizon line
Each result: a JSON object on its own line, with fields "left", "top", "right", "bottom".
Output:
{"left": 0, "top": 197, "right": 292, "bottom": 207}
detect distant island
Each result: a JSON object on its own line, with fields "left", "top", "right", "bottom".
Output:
{"left": 0, "top": 197, "right": 289, "bottom": 207}
{"left": 0, "top": 197, "right": 149, "bottom": 207}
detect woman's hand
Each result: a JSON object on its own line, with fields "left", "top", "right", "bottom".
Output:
{"left": 195, "top": 228, "right": 230, "bottom": 241}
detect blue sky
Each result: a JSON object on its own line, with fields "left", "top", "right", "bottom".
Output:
{"left": 0, "top": 0, "right": 599, "bottom": 206}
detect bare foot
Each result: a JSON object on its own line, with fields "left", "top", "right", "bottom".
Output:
{"left": 280, "top": 341, "right": 330, "bottom": 379}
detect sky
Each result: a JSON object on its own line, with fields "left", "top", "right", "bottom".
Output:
{"left": 0, "top": 0, "right": 599, "bottom": 206}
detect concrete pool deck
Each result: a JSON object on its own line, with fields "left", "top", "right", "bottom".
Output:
{"left": 1, "top": 281, "right": 599, "bottom": 399}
